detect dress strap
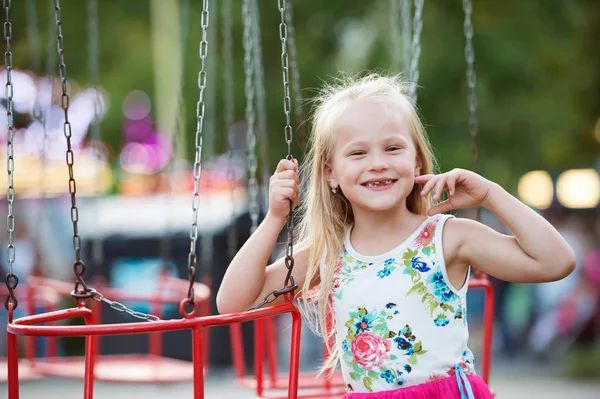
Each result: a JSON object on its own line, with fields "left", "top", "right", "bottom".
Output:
{"left": 454, "top": 364, "right": 475, "bottom": 399}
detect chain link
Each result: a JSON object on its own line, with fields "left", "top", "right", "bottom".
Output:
{"left": 248, "top": 0, "right": 297, "bottom": 311}
{"left": 284, "top": 2, "right": 305, "bottom": 155}
{"left": 54, "top": 0, "right": 88, "bottom": 294}
{"left": 462, "top": 0, "right": 483, "bottom": 280}
{"left": 92, "top": 291, "right": 161, "bottom": 322}
{"left": 250, "top": 0, "right": 271, "bottom": 215}
{"left": 186, "top": 0, "right": 210, "bottom": 307}
{"left": 222, "top": 0, "right": 238, "bottom": 262}
{"left": 242, "top": 0, "right": 259, "bottom": 234}
{"left": 3, "top": 0, "right": 18, "bottom": 311}
{"left": 390, "top": 0, "right": 401, "bottom": 72}
{"left": 401, "top": 0, "right": 412, "bottom": 77}
{"left": 408, "top": 0, "right": 423, "bottom": 105}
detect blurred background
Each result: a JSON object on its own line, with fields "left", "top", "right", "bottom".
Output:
{"left": 0, "top": 0, "right": 599, "bottom": 398}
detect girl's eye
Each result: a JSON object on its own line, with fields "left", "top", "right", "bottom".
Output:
{"left": 349, "top": 151, "right": 365, "bottom": 156}
{"left": 387, "top": 146, "right": 402, "bottom": 152}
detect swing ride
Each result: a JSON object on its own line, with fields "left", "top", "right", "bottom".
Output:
{"left": 3, "top": 0, "right": 495, "bottom": 398}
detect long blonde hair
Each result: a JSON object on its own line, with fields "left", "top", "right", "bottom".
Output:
{"left": 294, "top": 73, "right": 436, "bottom": 374}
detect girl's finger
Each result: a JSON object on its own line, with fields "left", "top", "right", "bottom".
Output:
{"left": 420, "top": 176, "right": 438, "bottom": 197}
{"left": 428, "top": 199, "right": 454, "bottom": 216}
{"left": 447, "top": 174, "right": 456, "bottom": 196}
{"left": 433, "top": 176, "right": 447, "bottom": 201}
{"left": 414, "top": 174, "right": 433, "bottom": 184}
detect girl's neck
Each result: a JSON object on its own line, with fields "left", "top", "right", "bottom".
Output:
{"left": 350, "top": 204, "right": 425, "bottom": 244}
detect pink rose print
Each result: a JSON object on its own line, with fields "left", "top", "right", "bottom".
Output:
{"left": 415, "top": 221, "right": 437, "bottom": 248}
{"left": 351, "top": 332, "right": 391, "bottom": 371}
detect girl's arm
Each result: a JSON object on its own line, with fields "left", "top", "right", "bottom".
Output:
{"left": 416, "top": 169, "right": 576, "bottom": 283}
{"left": 216, "top": 159, "right": 311, "bottom": 314}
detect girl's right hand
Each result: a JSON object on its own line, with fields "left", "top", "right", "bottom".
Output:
{"left": 267, "top": 158, "right": 300, "bottom": 221}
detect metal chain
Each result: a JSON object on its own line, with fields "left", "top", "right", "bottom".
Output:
{"left": 222, "top": 0, "right": 238, "bottom": 263}
{"left": 186, "top": 0, "right": 210, "bottom": 307}
{"left": 25, "top": 0, "right": 41, "bottom": 73}
{"left": 463, "top": 0, "right": 483, "bottom": 280}
{"left": 54, "top": 0, "right": 160, "bottom": 321}
{"left": 92, "top": 291, "right": 160, "bottom": 322}
{"left": 3, "top": 0, "right": 18, "bottom": 311}
{"left": 284, "top": 2, "right": 305, "bottom": 155}
{"left": 389, "top": 0, "right": 401, "bottom": 72}
{"left": 242, "top": 0, "right": 259, "bottom": 234}
{"left": 250, "top": 0, "right": 271, "bottom": 215}
{"left": 463, "top": 0, "right": 478, "bottom": 178}
{"left": 248, "top": 0, "right": 297, "bottom": 311}
{"left": 408, "top": 0, "right": 423, "bottom": 105}
{"left": 401, "top": 0, "right": 412, "bottom": 77}
{"left": 54, "top": 0, "right": 89, "bottom": 296}
{"left": 221, "top": 0, "right": 234, "bottom": 132}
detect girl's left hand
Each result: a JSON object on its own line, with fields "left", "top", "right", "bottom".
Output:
{"left": 415, "top": 169, "right": 495, "bottom": 215}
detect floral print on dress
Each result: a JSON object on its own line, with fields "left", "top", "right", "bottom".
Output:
{"left": 371, "top": 222, "right": 464, "bottom": 327}
{"left": 342, "top": 305, "right": 427, "bottom": 392}
{"left": 332, "top": 248, "right": 374, "bottom": 300}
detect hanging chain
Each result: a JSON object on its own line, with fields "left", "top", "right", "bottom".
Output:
{"left": 54, "top": 0, "right": 159, "bottom": 321}
{"left": 3, "top": 0, "right": 18, "bottom": 311}
{"left": 186, "top": 0, "right": 210, "bottom": 308}
{"left": 408, "top": 0, "right": 423, "bottom": 105}
{"left": 242, "top": 0, "right": 259, "bottom": 234}
{"left": 91, "top": 291, "right": 160, "bottom": 322}
{"left": 222, "top": 0, "right": 238, "bottom": 263}
{"left": 284, "top": 2, "right": 305, "bottom": 156}
{"left": 54, "top": 0, "right": 89, "bottom": 298}
{"left": 401, "top": 0, "right": 412, "bottom": 77}
{"left": 389, "top": 0, "right": 401, "bottom": 72}
{"left": 463, "top": 0, "right": 478, "bottom": 179}
{"left": 248, "top": 0, "right": 297, "bottom": 311}
{"left": 463, "top": 0, "right": 484, "bottom": 280}
{"left": 250, "top": 0, "right": 271, "bottom": 215}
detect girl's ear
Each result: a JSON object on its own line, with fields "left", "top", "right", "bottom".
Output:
{"left": 414, "top": 154, "right": 422, "bottom": 177}
{"left": 325, "top": 163, "right": 338, "bottom": 188}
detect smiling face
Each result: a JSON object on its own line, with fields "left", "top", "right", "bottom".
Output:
{"left": 326, "top": 98, "right": 422, "bottom": 216}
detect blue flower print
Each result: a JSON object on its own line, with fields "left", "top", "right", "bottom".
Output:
{"left": 380, "top": 370, "right": 395, "bottom": 383}
{"left": 377, "top": 268, "right": 391, "bottom": 278}
{"left": 434, "top": 314, "right": 450, "bottom": 327}
{"left": 428, "top": 272, "right": 459, "bottom": 303}
{"left": 410, "top": 256, "right": 431, "bottom": 272}
{"left": 384, "top": 258, "right": 395, "bottom": 267}
{"left": 404, "top": 364, "right": 412, "bottom": 373}
{"left": 385, "top": 303, "right": 397, "bottom": 309}
{"left": 393, "top": 337, "right": 414, "bottom": 355}
{"left": 354, "top": 315, "right": 373, "bottom": 334}
{"left": 342, "top": 339, "right": 349, "bottom": 352}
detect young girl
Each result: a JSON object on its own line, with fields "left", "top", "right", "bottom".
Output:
{"left": 216, "top": 74, "right": 575, "bottom": 398}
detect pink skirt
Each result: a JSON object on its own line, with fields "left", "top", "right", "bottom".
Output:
{"left": 342, "top": 374, "right": 494, "bottom": 399}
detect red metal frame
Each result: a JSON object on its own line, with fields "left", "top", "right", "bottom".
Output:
{"left": 229, "top": 277, "right": 495, "bottom": 397}
{"left": 6, "top": 301, "right": 302, "bottom": 399}
{"left": 0, "top": 284, "right": 61, "bottom": 382}
{"left": 468, "top": 277, "right": 495, "bottom": 385}
{"left": 230, "top": 310, "right": 345, "bottom": 398}
{"left": 14, "top": 276, "right": 211, "bottom": 383}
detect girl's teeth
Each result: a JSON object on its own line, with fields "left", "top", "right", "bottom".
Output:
{"left": 366, "top": 180, "right": 392, "bottom": 187}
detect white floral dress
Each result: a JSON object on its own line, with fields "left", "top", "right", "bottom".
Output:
{"left": 328, "top": 214, "right": 476, "bottom": 393}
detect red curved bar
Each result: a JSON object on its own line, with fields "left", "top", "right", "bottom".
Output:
{"left": 468, "top": 277, "right": 495, "bottom": 385}
{"left": 15, "top": 276, "right": 213, "bottom": 383}
{"left": 6, "top": 302, "right": 302, "bottom": 399}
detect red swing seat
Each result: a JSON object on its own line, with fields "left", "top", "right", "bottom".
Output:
{"left": 0, "top": 283, "right": 61, "bottom": 382}
{"left": 467, "top": 275, "right": 495, "bottom": 385}
{"left": 6, "top": 300, "right": 302, "bottom": 399}
{"left": 12, "top": 276, "right": 212, "bottom": 383}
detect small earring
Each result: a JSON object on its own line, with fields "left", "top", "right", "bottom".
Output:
{"left": 331, "top": 186, "right": 337, "bottom": 194}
